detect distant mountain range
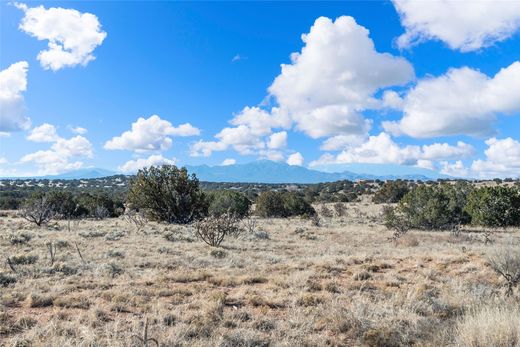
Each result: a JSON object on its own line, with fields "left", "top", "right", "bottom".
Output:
{"left": 2, "top": 160, "right": 450, "bottom": 183}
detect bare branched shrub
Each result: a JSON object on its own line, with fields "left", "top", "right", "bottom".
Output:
{"left": 195, "top": 213, "right": 244, "bottom": 247}
{"left": 487, "top": 246, "right": 520, "bottom": 296}
{"left": 319, "top": 205, "right": 334, "bottom": 219}
{"left": 242, "top": 216, "right": 257, "bottom": 234}
{"left": 19, "top": 194, "right": 54, "bottom": 227}
{"left": 382, "top": 205, "right": 411, "bottom": 242}
{"left": 123, "top": 209, "right": 148, "bottom": 232}
{"left": 94, "top": 206, "right": 110, "bottom": 220}
{"left": 333, "top": 202, "right": 347, "bottom": 217}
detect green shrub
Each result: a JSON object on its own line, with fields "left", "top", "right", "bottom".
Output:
{"left": 255, "top": 191, "right": 285, "bottom": 218}
{"left": 372, "top": 180, "right": 410, "bottom": 203}
{"left": 76, "top": 193, "right": 121, "bottom": 218}
{"left": 255, "top": 191, "right": 315, "bottom": 218}
{"left": 126, "top": 165, "right": 208, "bottom": 224}
{"left": 465, "top": 186, "right": 520, "bottom": 228}
{"left": 46, "top": 191, "right": 77, "bottom": 219}
{"left": 208, "top": 190, "right": 251, "bottom": 218}
{"left": 397, "top": 182, "right": 472, "bottom": 230}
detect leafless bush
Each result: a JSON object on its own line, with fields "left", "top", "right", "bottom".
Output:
{"left": 319, "top": 205, "right": 334, "bottom": 218}
{"left": 333, "top": 202, "right": 347, "bottom": 217}
{"left": 123, "top": 209, "right": 148, "bottom": 232}
{"left": 94, "top": 206, "right": 110, "bottom": 220}
{"left": 242, "top": 216, "right": 257, "bottom": 234}
{"left": 195, "top": 213, "right": 244, "bottom": 247}
{"left": 19, "top": 195, "right": 54, "bottom": 227}
{"left": 487, "top": 246, "right": 520, "bottom": 296}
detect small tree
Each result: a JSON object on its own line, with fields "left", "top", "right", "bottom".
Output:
{"left": 255, "top": 191, "right": 286, "bottom": 218}
{"left": 47, "top": 191, "right": 78, "bottom": 231}
{"left": 372, "top": 180, "right": 410, "bottom": 204}
{"left": 207, "top": 190, "right": 251, "bottom": 218}
{"left": 20, "top": 193, "right": 54, "bottom": 226}
{"left": 382, "top": 205, "right": 411, "bottom": 241}
{"left": 127, "top": 165, "right": 208, "bottom": 224}
{"left": 195, "top": 213, "right": 243, "bottom": 247}
{"left": 465, "top": 186, "right": 520, "bottom": 228}
{"left": 487, "top": 246, "right": 520, "bottom": 296}
{"left": 397, "top": 183, "right": 471, "bottom": 230}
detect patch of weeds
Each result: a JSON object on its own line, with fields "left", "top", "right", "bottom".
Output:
{"left": 9, "top": 232, "right": 33, "bottom": 245}
{"left": 296, "top": 293, "right": 325, "bottom": 307}
{"left": 253, "top": 319, "right": 276, "bottom": 332}
{"left": 353, "top": 271, "right": 372, "bottom": 281}
{"left": 105, "top": 230, "right": 126, "bottom": 241}
{"left": 163, "top": 313, "right": 176, "bottom": 326}
{"left": 79, "top": 230, "right": 106, "bottom": 238}
{"left": 254, "top": 231, "right": 270, "bottom": 239}
{"left": 210, "top": 249, "right": 227, "bottom": 259}
{"left": 0, "top": 272, "right": 16, "bottom": 287}
{"left": 104, "top": 263, "right": 124, "bottom": 278}
{"left": 25, "top": 293, "right": 54, "bottom": 308}
{"left": 10, "top": 253, "right": 38, "bottom": 265}
{"left": 106, "top": 249, "right": 125, "bottom": 258}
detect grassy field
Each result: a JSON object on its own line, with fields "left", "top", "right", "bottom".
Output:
{"left": 1, "top": 200, "right": 520, "bottom": 346}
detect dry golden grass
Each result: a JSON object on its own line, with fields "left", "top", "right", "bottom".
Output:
{"left": 1, "top": 200, "right": 520, "bottom": 346}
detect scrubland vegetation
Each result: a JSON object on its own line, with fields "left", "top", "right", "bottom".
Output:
{"left": 1, "top": 165, "right": 520, "bottom": 346}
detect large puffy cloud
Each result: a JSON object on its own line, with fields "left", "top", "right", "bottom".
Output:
{"left": 470, "top": 138, "right": 520, "bottom": 178}
{"left": 20, "top": 134, "right": 93, "bottom": 175}
{"left": 16, "top": 3, "right": 107, "bottom": 71}
{"left": 105, "top": 115, "right": 200, "bottom": 152}
{"left": 310, "top": 132, "right": 474, "bottom": 168}
{"left": 393, "top": 0, "right": 520, "bottom": 52}
{"left": 0, "top": 61, "right": 31, "bottom": 132}
{"left": 191, "top": 16, "right": 414, "bottom": 159}
{"left": 384, "top": 62, "right": 520, "bottom": 138}
{"left": 269, "top": 16, "right": 414, "bottom": 139}
{"left": 118, "top": 154, "right": 176, "bottom": 174}
{"left": 441, "top": 138, "right": 520, "bottom": 179}
{"left": 190, "top": 107, "right": 288, "bottom": 157}
{"left": 27, "top": 123, "right": 59, "bottom": 142}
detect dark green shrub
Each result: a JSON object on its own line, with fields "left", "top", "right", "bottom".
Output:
{"left": 397, "top": 182, "right": 472, "bottom": 230}
{"left": 46, "top": 191, "right": 77, "bottom": 219}
{"left": 255, "top": 191, "right": 285, "bottom": 218}
{"left": 255, "top": 191, "right": 315, "bottom": 218}
{"left": 465, "top": 186, "right": 520, "bottom": 228}
{"left": 76, "top": 193, "right": 121, "bottom": 218}
{"left": 372, "top": 180, "right": 410, "bottom": 203}
{"left": 126, "top": 165, "right": 208, "bottom": 224}
{"left": 208, "top": 190, "right": 251, "bottom": 218}
{"left": 282, "top": 192, "right": 316, "bottom": 217}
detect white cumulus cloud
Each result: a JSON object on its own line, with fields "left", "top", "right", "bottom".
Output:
{"left": 393, "top": 0, "right": 520, "bottom": 52}
{"left": 27, "top": 123, "right": 59, "bottom": 142}
{"left": 287, "top": 152, "right": 304, "bottom": 166}
{"left": 105, "top": 115, "right": 200, "bottom": 152}
{"left": 269, "top": 16, "right": 414, "bottom": 139}
{"left": 0, "top": 61, "right": 31, "bottom": 132}
{"left": 16, "top": 3, "right": 107, "bottom": 71}
{"left": 118, "top": 155, "right": 176, "bottom": 174}
{"left": 310, "top": 132, "right": 474, "bottom": 168}
{"left": 384, "top": 62, "right": 520, "bottom": 138}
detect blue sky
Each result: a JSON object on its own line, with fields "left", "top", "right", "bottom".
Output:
{"left": 1, "top": 1, "right": 520, "bottom": 178}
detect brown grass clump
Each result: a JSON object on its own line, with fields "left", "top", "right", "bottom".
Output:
{"left": 455, "top": 304, "right": 520, "bottom": 347}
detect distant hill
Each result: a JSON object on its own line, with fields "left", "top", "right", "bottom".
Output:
{"left": 1, "top": 161, "right": 449, "bottom": 182}
{"left": 185, "top": 160, "right": 445, "bottom": 183}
